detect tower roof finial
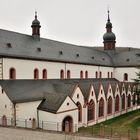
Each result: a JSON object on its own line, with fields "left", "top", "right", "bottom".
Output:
{"left": 35, "top": 10, "right": 37, "bottom": 19}
{"left": 107, "top": 7, "right": 110, "bottom": 22}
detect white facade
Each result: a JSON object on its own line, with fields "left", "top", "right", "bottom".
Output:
{"left": 1, "top": 58, "right": 138, "bottom": 81}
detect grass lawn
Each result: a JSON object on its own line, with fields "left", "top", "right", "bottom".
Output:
{"left": 79, "top": 109, "right": 140, "bottom": 134}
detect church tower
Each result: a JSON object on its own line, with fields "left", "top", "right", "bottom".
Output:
{"left": 31, "top": 11, "right": 41, "bottom": 39}
{"left": 103, "top": 10, "right": 116, "bottom": 50}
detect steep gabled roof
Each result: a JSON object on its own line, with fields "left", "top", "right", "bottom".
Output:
{"left": 0, "top": 28, "right": 139, "bottom": 67}
{"left": 37, "top": 93, "right": 67, "bottom": 113}
{"left": 0, "top": 29, "right": 112, "bottom": 66}
{"left": 0, "top": 80, "right": 75, "bottom": 104}
{"left": 0, "top": 78, "right": 134, "bottom": 113}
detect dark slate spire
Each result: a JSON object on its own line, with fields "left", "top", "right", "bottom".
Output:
{"left": 106, "top": 10, "right": 112, "bottom": 30}
{"left": 103, "top": 10, "right": 116, "bottom": 50}
{"left": 31, "top": 11, "right": 41, "bottom": 39}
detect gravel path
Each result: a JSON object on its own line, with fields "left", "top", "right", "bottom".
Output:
{"left": 0, "top": 127, "right": 110, "bottom": 140}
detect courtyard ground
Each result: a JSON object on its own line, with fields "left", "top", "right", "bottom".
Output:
{"left": 0, "top": 126, "right": 109, "bottom": 140}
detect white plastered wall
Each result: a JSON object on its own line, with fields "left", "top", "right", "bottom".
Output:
{"left": 3, "top": 58, "right": 65, "bottom": 79}
{"left": 39, "top": 96, "right": 78, "bottom": 132}
{"left": 16, "top": 100, "right": 41, "bottom": 119}
{"left": 71, "top": 86, "right": 85, "bottom": 126}
{"left": 99, "top": 66, "right": 114, "bottom": 78}
{"left": 0, "top": 87, "right": 13, "bottom": 118}
{"left": 3, "top": 58, "right": 118, "bottom": 80}
{"left": 114, "top": 67, "right": 139, "bottom": 82}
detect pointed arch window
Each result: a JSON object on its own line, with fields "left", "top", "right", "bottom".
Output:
{"left": 107, "top": 72, "right": 110, "bottom": 78}
{"left": 99, "top": 98, "right": 104, "bottom": 117}
{"left": 9, "top": 68, "right": 16, "bottom": 79}
{"left": 77, "top": 102, "right": 82, "bottom": 122}
{"left": 122, "top": 94, "right": 125, "bottom": 110}
{"left": 95, "top": 71, "right": 98, "bottom": 78}
{"left": 124, "top": 73, "right": 128, "bottom": 81}
{"left": 60, "top": 69, "right": 64, "bottom": 79}
{"left": 88, "top": 100, "right": 95, "bottom": 121}
{"left": 133, "top": 93, "right": 136, "bottom": 106}
{"left": 115, "top": 95, "right": 119, "bottom": 112}
{"left": 42, "top": 69, "right": 47, "bottom": 79}
{"left": 107, "top": 96, "right": 112, "bottom": 114}
{"left": 34, "top": 69, "right": 39, "bottom": 79}
{"left": 85, "top": 71, "right": 88, "bottom": 79}
{"left": 127, "top": 94, "right": 131, "bottom": 108}
{"left": 67, "top": 70, "right": 71, "bottom": 79}
{"left": 80, "top": 71, "right": 83, "bottom": 79}
{"left": 111, "top": 72, "right": 113, "bottom": 78}
{"left": 99, "top": 71, "right": 102, "bottom": 78}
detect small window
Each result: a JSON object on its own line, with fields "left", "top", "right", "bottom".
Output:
{"left": 111, "top": 72, "right": 113, "bottom": 78}
{"left": 60, "top": 69, "right": 64, "bottom": 79}
{"left": 85, "top": 71, "right": 88, "bottom": 79}
{"left": 76, "top": 53, "right": 79, "bottom": 57}
{"left": 5, "top": 104, "right": 7, "bottom": 108}
{"left": 99, "top": 71, "right": 102, "bottom": 78}
{"left": 34, "top": 69, "right": 39, "bottom": 79}
{"left": 80, "top": 71, "right": 83, "bottom": 79}
{"left": 95, "top": 71, "right": 98, "bottom": 78}
{"left": 101, "top": 90, "right": 103, "bottom": 94}
{"left": 77, "top": 94, "right": 79, "bottom": 98}
{"left": 7, "top": 43, "right": 12, "bottom": 48}
{"left": 42, "top": 69, "right": 47, "bottom": 79}
{"left": 1, "top": 89, "right": 4, "bottom": 94}
{"left": 67, "top": 103, "right": 69, "bottom": 106}
{"left": 59, "top": 51, "right": 63, "bottom": 55}
{"left": 124, "top": 73, "right": 128, "bottom": 81}
{"left": 37, "top": 48, "right": 41, "bottom": 52}
{"left": 107, "top": 72, "right": 110, "bottom": 78}
{"left": 91, "top": 91, "right": 93, "bottom": 96}
{"left": 67, "top": 70, "right": 71, "bottom": 79}
{"left": 9, "top": 68, "right": 16, "bottom": 79}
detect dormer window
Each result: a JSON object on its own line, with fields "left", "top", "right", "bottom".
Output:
{"left": 37, "top": 48, "right": 41, "bottom": 52}
{"left": 59, "top": 51, "right": 63, "bottom": 55}
{"left": 7, "top": 43, "right": 12, "bottom": 48}
{"left": 76, "top": 53, "right": 80, "bottom": 57}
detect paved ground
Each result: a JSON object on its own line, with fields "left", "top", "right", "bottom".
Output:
{"left": 0, "top": 127, "right": 110, "bottom": 140}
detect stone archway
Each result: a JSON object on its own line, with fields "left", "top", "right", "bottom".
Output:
{"left": 2, "top": 115, "right": 7, "bottom": 126}
{"left": 62, "top": 116, "right": 73, "bottom": 133}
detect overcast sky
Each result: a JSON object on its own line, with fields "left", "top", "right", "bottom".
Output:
{"left": 0, "top": 0, "right": 140, "bottom": 48}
